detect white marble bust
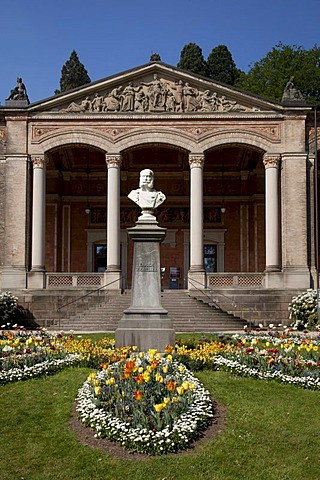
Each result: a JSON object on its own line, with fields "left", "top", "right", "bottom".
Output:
{"left": 128, "top": 169, "right": 166, "bottom": 211}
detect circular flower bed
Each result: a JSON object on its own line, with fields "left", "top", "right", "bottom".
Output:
{"left": 76, "top": 349, "right": 213, "bottom": 455}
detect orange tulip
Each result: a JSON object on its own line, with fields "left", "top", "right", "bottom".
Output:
{"left": 166, "top": 379, "right": 177, "bottom": 391}
{"left": 134, "top": 374, "right": 144, "bottom": 384}
{"left": 134, "top": 390, "right": 143, "bottom": 401}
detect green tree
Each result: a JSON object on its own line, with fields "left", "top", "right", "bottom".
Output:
{"left": 236, "top": 42, "right": 320, "bottom": 104}
{"left": 55, "top": 50, "right": 91, "bottom": 94}
{"left": 177, "top": 43, "right": 208, "bottom": 77}
{"left": 207, "top": 45, "right": 242, "bottom": 85}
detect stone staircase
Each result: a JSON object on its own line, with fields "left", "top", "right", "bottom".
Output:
{"left": 190, "top": 288, "right": 297, "bottom": 327}
{"left": 12, "top": 287, "right": 298, "bottom": 333}
{"left": 49, "top": 290, "right": 247, "bottom": 333}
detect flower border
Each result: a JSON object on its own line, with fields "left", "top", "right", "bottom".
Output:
{"left": 212, "top": 355, "right": 320, "bottom": 390}
{"left": 0, "top": 354, "right": 79, "bottom": 385}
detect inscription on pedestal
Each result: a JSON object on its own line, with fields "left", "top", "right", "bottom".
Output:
{"left": 136, "top": 263, "right": 158, "bottom": 272}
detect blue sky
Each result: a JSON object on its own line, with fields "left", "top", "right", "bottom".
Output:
{"left": 1, "top": 0, "right": 320, "bottom": 103}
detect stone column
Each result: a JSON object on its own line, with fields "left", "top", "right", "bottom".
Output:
{"left": 104, "top": 154, "right": 121, "bottom": 289}
{"left": 28, "top": 155, "right": 48, "bottom": 288}
{"left": 263, "top": 154, "right": 281, "bottom": 272}
{"left": 188, "top": 154, "right": 205, "bottom": 288}
{"left": 281, "top": 153, "right": 310, "bottom": 288}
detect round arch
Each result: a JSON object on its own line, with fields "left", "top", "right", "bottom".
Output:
{"left": 29, "top": 129, "right": 115, "bottom": 155}
{"left": 199, "top": 130, "right": 274, "bottom": 154}
{"left": 114, "top": 129, "right": 198, "bottom": 153}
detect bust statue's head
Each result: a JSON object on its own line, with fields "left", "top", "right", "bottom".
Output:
{"left": 139, "top": 169, "right": 154, "bottom": 189}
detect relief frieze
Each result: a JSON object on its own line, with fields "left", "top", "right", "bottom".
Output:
{"left": 59, "top": 75, "right": 251, "bottom": 114}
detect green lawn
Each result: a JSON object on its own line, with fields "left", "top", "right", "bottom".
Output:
{"left": 0, "top": 366, "right": 319, "bottom": 480}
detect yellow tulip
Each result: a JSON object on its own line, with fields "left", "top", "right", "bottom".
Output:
{"left": 148, "top": 349, "right": 158, "bottom": 360}
{"left": 142, "top": 372, "right": 150, "bottom": 382}
{"left": 154, "top": 403, "right": 164, "bottom": 413}
{"left": 155, "top": 372, "right": 164, "bottom": 383}
{"left": 177, "top": 386, "right": 185, "bottom": 395}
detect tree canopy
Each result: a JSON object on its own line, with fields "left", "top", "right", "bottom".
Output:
{"left": 207, "top": 45, "right": 242, "bottom": 85}
{"left": 177, "top": 43, "right": 208, "bottom": 77}
{"left": 55, "top": 50, "right": 91, "bottom": 94}
{"left": 177, "top": 43, "right": 241, "bottom": 86}
{"left": 236, "top": 42, "right": 320, "bottom": 104}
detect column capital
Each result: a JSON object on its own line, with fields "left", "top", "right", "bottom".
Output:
{"left": 263, "top": 154, "right": 281, "bottom": 169}
{"left": 31, "top": 155, "right": 48, "bottom": 169}
{"left": 105, "top": 153, "right": 122, "bottom": 168}
{"left": 189, "top": 153, "right": 204, "bottom": 169}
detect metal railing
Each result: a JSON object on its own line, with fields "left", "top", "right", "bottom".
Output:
{"left": 187, "top": 276, "right": 236, "bottom": 309}
{"left": 187, "top": 276, "right": 255, "bottom": 327}
{"left": 56, "top": 275, "right": 127, "bottom": 328}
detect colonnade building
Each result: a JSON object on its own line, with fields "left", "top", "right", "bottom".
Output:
{"left": 0, "top": 62, "right": 318, "bottom": 308}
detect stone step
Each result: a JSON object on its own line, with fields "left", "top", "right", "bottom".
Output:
{"left": 14, "top": 287, "right": 298, "bottom": 331}
{"left": 54, "top": 290, "right": 247, "bottom": 332}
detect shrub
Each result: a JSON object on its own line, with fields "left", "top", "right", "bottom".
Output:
{"left": 0, "top": 291, "right": 18, "bottom": 325}
{"left": 288, "top": 289, "right": 318, "bottom": 330}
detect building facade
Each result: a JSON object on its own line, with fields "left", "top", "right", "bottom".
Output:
{"left": 0, "top": 62, "right": 318, "bottom": 294}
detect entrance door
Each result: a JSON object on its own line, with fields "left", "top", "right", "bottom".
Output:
{"left": 204, "top": 244, "right": 217, "bottom": 272}
{"left": 94, "top": 245, "right": 107, "bottom": 272}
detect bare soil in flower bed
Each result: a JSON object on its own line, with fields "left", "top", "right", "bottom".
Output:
{"left": 69, "top": 399, "right": 227, "bottom": 459}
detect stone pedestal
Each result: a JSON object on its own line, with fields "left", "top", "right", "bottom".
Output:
{"left": 5, "top": 100, "right": 29, "bottom": 108}
{"left": 115, "top": 214, "right": 175, "bottom": 352}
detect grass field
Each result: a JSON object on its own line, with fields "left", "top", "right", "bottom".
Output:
{"left": 1, "top": 364, "right": 319, "bottom": 480}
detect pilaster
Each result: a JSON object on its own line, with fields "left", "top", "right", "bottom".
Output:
{"left": 281, "top": 152, "right": 310, "bottom": 288}
{"left": 1, "top": 155, "right": 29, "bottom": 289}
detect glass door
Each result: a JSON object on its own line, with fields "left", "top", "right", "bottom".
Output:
{"left": 204, "top": 244, "right": 217, "bottom": 272}
{"left": 94, "top": 245, "right": 107, "bottom": 272}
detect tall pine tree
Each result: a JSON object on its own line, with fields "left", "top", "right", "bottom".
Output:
{"left": 207, "top": 45, "right": 241, "bottom": 85}
{"left": 177, "top": 43, "right": 208, "bottom": 77}
{"left": 55, "top": 50, "right": 91, "bottom": 94}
